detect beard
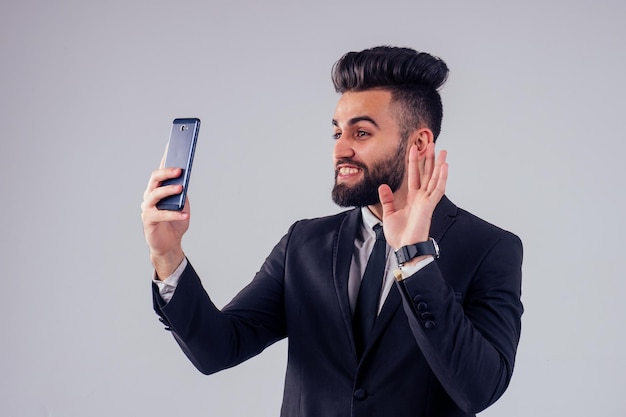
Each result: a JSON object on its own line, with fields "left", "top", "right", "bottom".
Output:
{"left": 331, "top": 141, "right": 406, "bottom": 208}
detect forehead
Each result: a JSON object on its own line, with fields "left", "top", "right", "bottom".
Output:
{"left": 333, "top": 89, "right": 394, "bottom": 124}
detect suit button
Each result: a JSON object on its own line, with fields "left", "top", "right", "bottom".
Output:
{"left": 354, "top": 388, "right": 368, "bottom": 400}
{"left": 412, "top": 294, "right": 423, "bottom": 302}
{"left": 424, "top": 320, "right": 436, "bottom": 329}
{"left": 416, "top": 302, "right": 428, "bottom": 311}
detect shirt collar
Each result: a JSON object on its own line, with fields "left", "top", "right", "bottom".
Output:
{"left": 360, "top": 206, "right": 382, "bottom": 238}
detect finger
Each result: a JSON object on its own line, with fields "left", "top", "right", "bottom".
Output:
{"left": 421, "top": 143, "right": 436, "bottom": 190}
{"left": 435, "top": 161, "right": 448, "bottom": 196}
{"left": 417, "top": 149, "right": 426, "bottom": 190}
{"left": 426, "top": 150, "right": 447, "bottom": 194}
{"left": 143, "top": 167, "right": 182, "bottom": 199}
{"left": 407, "top": 145, "right": 420, "bottom": 190}
{"left": 144, "top": 184, "right": 184, "bottom": 208}
{"left": 378, "top": 184, "right": 396, "bottom": 219}
{"left": 141, "top": 205, "right": 189, "bottom": 225}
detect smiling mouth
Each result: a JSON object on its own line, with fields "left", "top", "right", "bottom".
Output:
{"left": 338, "top": 166, "right": 360, "bottom": 176}
{"left": 335, "top": 165, "right": 363, "bottom": 183}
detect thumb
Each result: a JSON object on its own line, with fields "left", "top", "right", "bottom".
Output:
{"left": 378, "top": 184, "right": 396, "bottom": 220}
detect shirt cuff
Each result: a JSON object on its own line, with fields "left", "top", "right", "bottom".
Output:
{"left": 394, "top": 256, "right": 434, "bottom": 281}
{"left": 152, "top": 258, "right": 188, "bottom": 303}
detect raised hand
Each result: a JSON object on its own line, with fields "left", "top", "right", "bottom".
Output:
{"left": 141, "top": 166, "right": 190, "bottom": 279}
{"left": 378, "top": 142, "right": 448, "bottom": 254}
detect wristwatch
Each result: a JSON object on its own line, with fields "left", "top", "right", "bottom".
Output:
{"left": 394, "top": 238, "right": 440, "bottom": 266}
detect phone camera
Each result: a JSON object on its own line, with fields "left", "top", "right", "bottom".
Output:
{"left": 180, "top": 125, "right": 188, "bottom": 131}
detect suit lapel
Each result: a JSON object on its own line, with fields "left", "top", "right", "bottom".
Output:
{"left": 331, "top": 198, "right": 458, "bottom": 360}
{"left": 366, "top": 282, "right": 402, "bottom": 357}
{"left": 363, "top": 196, "right": 458, "bottom": 358}
{"left": 332, "top": 208, "right": 361, "bottom": 354}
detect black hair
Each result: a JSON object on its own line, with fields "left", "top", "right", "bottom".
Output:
{"left": 332, "top": 46, "right": 449, "bottom": 140}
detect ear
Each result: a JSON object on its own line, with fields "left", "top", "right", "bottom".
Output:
{"left": 409, "top": 128, "right": 435, "bottom": 158}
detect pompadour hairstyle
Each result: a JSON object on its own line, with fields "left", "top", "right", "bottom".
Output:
{"left": 332, "top": 46, "right": 449, "bottom": 140}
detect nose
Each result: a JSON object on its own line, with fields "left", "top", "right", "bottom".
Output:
{"left": 333, "top": 135, "right": 355, "bottom": 162}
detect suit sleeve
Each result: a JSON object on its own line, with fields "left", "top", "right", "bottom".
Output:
{"left": 152, "top": 229, "right": 291, "bottom": 375}
{"left": 396, "top": 232, "right": 523, "bottom": 414}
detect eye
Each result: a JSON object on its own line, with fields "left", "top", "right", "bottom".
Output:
{"left": 356, "top": 130, "right": 369, "bottom": 138}
{"left": 332, "top": 131, "right": 342, "bottom": 140}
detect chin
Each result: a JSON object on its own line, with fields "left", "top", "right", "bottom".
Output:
{"left": 331, "top": 183, "right": 380, "bottom": 208}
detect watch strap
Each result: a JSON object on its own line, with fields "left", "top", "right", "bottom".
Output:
{"left": 394, "top": 238, "right": 439, "bottom": 265}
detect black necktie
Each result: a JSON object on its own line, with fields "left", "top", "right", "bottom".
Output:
{"left": 353, "top": 224, "right": 386, "bottom": 358}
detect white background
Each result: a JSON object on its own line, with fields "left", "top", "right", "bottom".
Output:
{"left": 1, "top": 0, "right": 624, "bottom": 416}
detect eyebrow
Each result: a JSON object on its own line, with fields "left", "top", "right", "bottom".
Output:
{"left": 332, "top": 116, "right": 380, "bottom": 129}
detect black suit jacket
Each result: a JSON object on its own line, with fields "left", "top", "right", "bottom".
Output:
{"left": 153, "top": 196, "right": 523, "bottom": 417}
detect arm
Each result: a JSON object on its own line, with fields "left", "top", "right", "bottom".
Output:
{"left": 396, "top": 233, "right": 523, "bottom": 413}
{"left": 142, "top": 161, "right": 288, "bottom": 374}
{"left": 152, "top": 231, "right": 291, "bottom": 375}
{"left": 379, "top": 141, "right": 522, "bottom": 412}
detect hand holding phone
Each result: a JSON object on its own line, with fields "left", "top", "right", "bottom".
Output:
{"left": 156, "top": 118, "right": 200, "bottom": 211}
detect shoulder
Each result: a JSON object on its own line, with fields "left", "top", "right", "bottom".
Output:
{"left": 258, "top": 210, "right": 357, "bottom": 265}
{"left": 290, "top": 209, "right": 357, "bottom": 233}
{"left": 277, "top": 209, "right": 358, "bottom": 250}
{"left": 437, "top": 199, "right": 524, "bottom": 287}
{"left": 443, "top": 197, "right": 522, "bottom": 252}
{"left": 459, "top": 207, "right": 519, "bottom": 241}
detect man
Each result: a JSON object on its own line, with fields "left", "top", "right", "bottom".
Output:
{"left": 141, "top": 46, "right": 523, "bottom": 417}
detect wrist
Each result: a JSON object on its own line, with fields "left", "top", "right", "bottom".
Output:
{"left": 151, "top": 249, "right": 185, "bottom": 280}
{"left": 394, "top": 238, "right": 439, "bottom": 267}
{"left": 399, "top": 254, "right": 433, "bottom": 267}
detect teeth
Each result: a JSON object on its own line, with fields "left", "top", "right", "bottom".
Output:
{"left": 339, "top": 167, "right": 359, "bottom": 175}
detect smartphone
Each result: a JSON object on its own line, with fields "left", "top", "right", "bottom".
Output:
{"left": 156, "top": 118, "right": 201, "bottom": 211}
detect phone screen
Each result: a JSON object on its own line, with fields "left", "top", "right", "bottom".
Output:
{"left": 156, "top": 118, "right": 200, "bottom": 211}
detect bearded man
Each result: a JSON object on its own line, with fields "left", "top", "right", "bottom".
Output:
{"left": 141, "top": 46, "right": 523, "bottom": 417}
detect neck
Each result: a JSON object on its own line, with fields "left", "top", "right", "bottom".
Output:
{"left": 366, "top": 204, "right": 383, "bottom": 221}
{"left": 367, "top": 191, "right": 407, "bottom": 222}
